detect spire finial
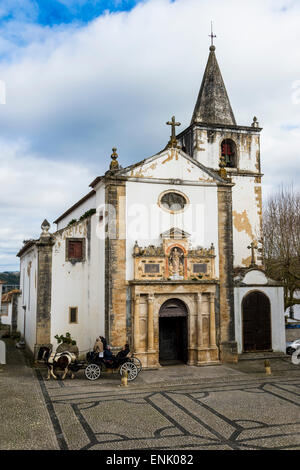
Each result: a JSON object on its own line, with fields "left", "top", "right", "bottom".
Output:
{"left": 110, "top": 147, "right": 119, "bottom": 171}
{"left": 40, "top": 219, "right": 51, "bottom": 238}
{"left": 209, "top": 21, "right": 216, "bottom": 50}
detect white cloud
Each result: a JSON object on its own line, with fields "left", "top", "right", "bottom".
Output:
{"left": 0, "top": 137, "right": 93, "bottom": 269}
{"left": 0, "top": 0, "right": 300, "bottom": 268}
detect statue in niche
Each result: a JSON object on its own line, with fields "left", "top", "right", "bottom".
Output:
{"left": 169, "top": 247, "right": 184, "bottom": 278}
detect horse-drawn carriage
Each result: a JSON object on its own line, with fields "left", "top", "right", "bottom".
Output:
{"left": 84, "top": 336, "right": 142, "bottom": 381}
{"left": 38, "top": 336, "right": 142, "bottom": 382}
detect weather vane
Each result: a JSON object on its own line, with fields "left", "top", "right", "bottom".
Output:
{"left": 209, "top": 21, "right": 216, "bottom": 47}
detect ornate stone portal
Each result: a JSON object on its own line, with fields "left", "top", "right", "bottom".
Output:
{"left": 133, "top": 228, "right": 216, "bottom": 282}
{"left": 130, "top": 229, "right": 219, "bottom": 369}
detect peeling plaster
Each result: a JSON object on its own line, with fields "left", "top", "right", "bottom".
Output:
{"left": 255, "top": 150, "right": 260, "bottom": 172}
{"left": 232, "top": 209, "right": 254, "bottom": 239}
{"left": 199, "top": 176, "right": 213, "bottom": 182}
{"left": 255, "top": 186, "right": 263, "bottom": 235}
{"left": 130, "top": 167, "right": 146, "bottom": 177}
{"left": 162, "top": 150, "right": 178, "bottom": 165}
{"left": 242, "top": 255, "right": 252, "bottom": 267}
{"left": 255, "top": 186, "right": 262, "bottom": 214}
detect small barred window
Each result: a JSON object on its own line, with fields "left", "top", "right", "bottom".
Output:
{"left": 69, "top": 307, "right": 78, "bottom": 323}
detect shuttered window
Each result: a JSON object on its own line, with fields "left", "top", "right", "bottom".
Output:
{"left": 66, "top": 238, "right": 85, "bottom": 262}
{"left": 68, "top": 241, "right": 83, "bottom": 259}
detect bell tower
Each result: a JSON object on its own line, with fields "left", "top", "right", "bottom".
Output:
{"left": 177, "top": 42, "right": 263, "bottom": 269}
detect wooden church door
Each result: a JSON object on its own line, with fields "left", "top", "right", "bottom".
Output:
{"left": 242, "top": 291, "right": 272, "bottom": 352}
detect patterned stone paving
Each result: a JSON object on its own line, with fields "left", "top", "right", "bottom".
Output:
{"left": 36, "top": 371, "right": 300, "bottom": 450}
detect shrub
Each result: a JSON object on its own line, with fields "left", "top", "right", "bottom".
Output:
{"left": 54, "top": 332, "right": 77, "bottom": 345}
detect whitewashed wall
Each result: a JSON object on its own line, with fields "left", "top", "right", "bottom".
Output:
{"left": 190, "top": 128, "right": 262, "bottom": 269}
{"left": 231, "top": 176, "right": 262, "bottom": 268}
{"left": 17, "top": 247, "right": 38, "bottom": 353}
{"left": 192, "top": 128, "right": 260, "bottom": 173}
{"left": 125, "top": 180, "right": 219, "bottom": 280}
{"left": 234, "top": 285, "right": 286, "bottom": 354}
{"left": 50, "top": 214, "right": 105, "bottom": 355}
{"left": 0, "top": 302, "right": 12, "bottom": 327}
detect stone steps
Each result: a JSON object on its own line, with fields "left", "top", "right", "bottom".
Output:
{"left": 238, "top": 351, "right": 287, "bottom": 361}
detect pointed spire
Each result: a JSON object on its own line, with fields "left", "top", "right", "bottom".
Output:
{"left": 191, "top": 42, "right": 236, "bottom": 126}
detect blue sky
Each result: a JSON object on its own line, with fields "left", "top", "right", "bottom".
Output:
{"left": 0, "top": 0, "right": 144, "bottom": 54}
{"left": 0, "top": 0, "right": 300, "bottom": 270}
{"left": 0, "top": 0, "right": 142, "bottom": 26}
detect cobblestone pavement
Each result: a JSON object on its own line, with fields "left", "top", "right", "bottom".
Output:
{"left": 1, "top": 338, "right": 300, "bottom": 450}
{"left": 0, "top": 339, "right": 59, "bottom": 450}
{"left": 36, "top": 370, "right": 300, "bottom": 450}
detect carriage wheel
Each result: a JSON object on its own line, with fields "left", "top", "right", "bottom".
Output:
{"left": 130, "top": 356, "right": 142, "bottom": 372}
{"left": 119, "top": 362, "right": 138, "bottom": 381}
{"left": 85, "top": 363, "right": 101, "bottom": 381}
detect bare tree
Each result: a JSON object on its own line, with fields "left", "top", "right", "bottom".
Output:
{"left": 263, "top": 186, "right": 300, "bottom": 317}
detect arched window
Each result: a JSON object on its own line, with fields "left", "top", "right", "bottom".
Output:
{"left": 221, "top": 139, "right": 237, "bottom": 168}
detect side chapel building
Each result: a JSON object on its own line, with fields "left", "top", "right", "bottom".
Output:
{"left": 17, "top": 43, "right": 286, "bottom": 366}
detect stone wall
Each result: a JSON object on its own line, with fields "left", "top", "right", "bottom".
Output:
{"left": 105, "top": 177, "right": 127, "bottom": 348}
{"left": 217, "top": 184, "right": 238, "bottom": 363}
{"left": 34, "top": 236, "right": 54, "bottom": 358}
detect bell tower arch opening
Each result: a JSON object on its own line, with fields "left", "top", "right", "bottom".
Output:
{"left": 221, "top": 138, "right": 237, "bottom": 168}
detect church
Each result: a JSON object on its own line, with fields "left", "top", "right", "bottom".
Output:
{"left": 16, "top": 42, "right": 286, "bottom": 367}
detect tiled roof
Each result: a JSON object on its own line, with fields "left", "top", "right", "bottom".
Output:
{"left": 1, "top": 289, "right": 21, "bottom": 303}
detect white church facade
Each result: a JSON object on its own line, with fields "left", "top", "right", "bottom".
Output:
{"left": 16, "top": 44, "right": 286, "bottom": 366}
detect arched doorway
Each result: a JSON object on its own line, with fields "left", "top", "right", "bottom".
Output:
{"left": 242, "top": 291, "right": 272, "bottom": 352}
{"left": 159, "top": 299, "right": 188, "bottom": 365}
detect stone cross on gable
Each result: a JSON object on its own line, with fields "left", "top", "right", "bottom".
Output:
{"left": 166, "top": 115, "right": 181, "bottom": 148}
{"left": 247, "top": 241, "right": 258, "bottom": 267}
